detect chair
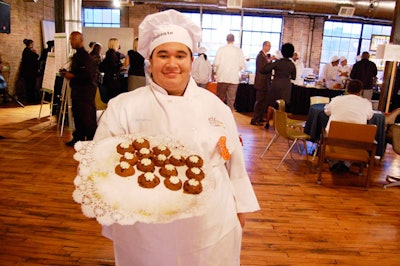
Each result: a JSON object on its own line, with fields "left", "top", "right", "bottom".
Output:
{"left": 384, "top": 124, "right": 400, "bottom": 188}
{"left": 385, "top": 108, "right": 400, "bottom": 125}
{"left": 383, "top": 108, "right": 400, "bottom": 153}
{"left": 310, "top": 96, "right": 330, "bottom": 106}
{"left": 261, "top": 109, "right": 311, "bottom": 170}
{"left": 95, "top": 86, "right": 107, "bottom": 123}
{"left": 317, "top": 121, "right": 377, "bottom": 189}
{"left": 275, "top": 99, "right": 306, "bottom": 128}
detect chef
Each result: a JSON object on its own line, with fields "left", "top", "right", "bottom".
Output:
{"left": 93, "top": 9, "right": 260, "bottom": 266}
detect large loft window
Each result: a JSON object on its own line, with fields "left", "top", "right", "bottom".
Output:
{"left": 83, "top": 8, "right": 121, "bottom": 28}
{"left": 320, "top": 21, "right": 391, "bottom": 79}
{"left": 183, "top": 12, "right": 283, "bottom": 73}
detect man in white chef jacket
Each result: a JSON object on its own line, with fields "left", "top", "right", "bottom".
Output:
{"left": 92, "top": 9, "right": 260, "bottom": 266}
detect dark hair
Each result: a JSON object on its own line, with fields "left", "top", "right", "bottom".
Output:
{"left": 90, "top": 43, "right": 102, "bottom": 55}
{"left": 361, "top": 51, "right": 370, "bottom": 60}
{"left": 281, "top": 43, "right": 294, "bottom": 58}
{"left": 23, "top": 39, "right": 33, "bottom": 46}
{"left": 47, "top": 40, "right": 54, "bottom": 48}
{"left": 226, "top": 34, "right": 235, "bottom": 42}
{"left": 89, "top": 41, "right": 96, "bottom": 48}
{"left": 346, "top": 79, "right": 363, "bottom": 94}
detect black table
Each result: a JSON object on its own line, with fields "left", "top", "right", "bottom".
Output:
{"left": 234, "top": 83, "right": 256, "bottom": 113}
{"left": 290, "top": 84, "right": 345, "bottom": 115}
{"left": 304, "top": 104, "right": 386, "bottom": 157}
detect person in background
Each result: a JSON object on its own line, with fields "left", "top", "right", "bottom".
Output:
{"left": 88, "top": 41, "right": 96, "bottom": 52}
{"left": 59, "top": 31, "right": 97, "bottom": 147}
{"left": 38, "top": 40, "right": 54, "bottom": 76}
{"left": 337, "top": 56, "right": 351, "bottom": 87}
{"left": 20, "top": 39, "right": 39, "bottom": 103}
{"left": 191, "top": 46, "right": 212, "bottom": 88}
{"left": 320, "top": 55, "right": 340, "bottom": 89}
{"left": 93, "top": 9, "right": 259, "bottom": 265}
{"left": 350, "top": 51, "right": 378, "bottom": 100}
{"left": 291, "top": 51, "right": 304, "bottom": 86}
{"left": 324, "top": 79, "right": 374, "bottom": 171}
{"left": 124, "top": 37, "right": 146, "bottom": 91}
{"left": 100, "top": 37, "right": 123, "bottom": 101}
{"left": 250, "top": 41, "right": 272, "bottom": 126}
{"left": 214, "top": 33, "right": 246, "bottom": 111}
{"left": 89, "top": 42, "right": 103, "bottom": 88}
{"left": 262, "top": 43, "right": 296, "bottom": 129}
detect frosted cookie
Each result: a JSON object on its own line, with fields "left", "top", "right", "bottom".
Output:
{"left": 137, "top": 147, "right": 153, "bottom": 159}
{"left": 183, "top": 178, "right": 203, "bottom": 194}
{"left": 159, "top": 163, "right": 178, "bottom": 178}
{"left": 186, "top": 155, "right": 204, "bottom": 168}
{"left": 133, "top": 137, "right": 150, "bottom": 150}
{"left": 137, "top": 158, "right": 155, "bottom": 173}
{"left": 154, "top": 153, "right": 168, "bottom": 167}
{"left": 185, "top": 167, "right": 205, "bottom": 181}
{"left": 169, "top": 152, "right": 186, "bottom": 166}
{"left": 164, "top": 175, "right": 182, "bottom": 191}
{"left": 115, "top": 161, "right": 135, "bottom": 177}
{"left": 120, "top": 152, "right": 138, "bottom": 165}
{"left": 138, "top": 172, "right": 160, "bottom": 189}
{"left": 152, "top": 145, "right": 171, "bottom": 157}
{"left": 116, "top": 141, "right": 135, "bottom": 155}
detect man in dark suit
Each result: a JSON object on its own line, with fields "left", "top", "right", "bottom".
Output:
{"left": 250, "top": 41, "right": 272, "bottom": 126}
{"left": 60, "top": 31, "right": 97, "bottom": 147}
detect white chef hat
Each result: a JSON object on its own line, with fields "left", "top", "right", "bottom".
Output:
{"left": 340, "top": 56, "right": 347, "bottom": 62}
{"left": 198, "top": 46, "right": 207, "bottom": 54}
{"left": 137, "top": 9, "right": 202, "bottom": 59}
{"left": 331, "top": 55, "right": 340, "bottom": 62}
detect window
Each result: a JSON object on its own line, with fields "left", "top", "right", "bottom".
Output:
{"left": 83, "top": 8, "right": 121, "bottom": 28}
{"left": 183, "top": 11, "right": 283, "bottom": 73}
{"left": 320, "top": 21, "right": 391, "bottom": 80}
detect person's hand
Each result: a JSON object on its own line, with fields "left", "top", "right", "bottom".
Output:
{"left": 237, "top": 213, "right": 246, "bottom": 228}
{"left": 59, "top": 68, "right": 67, "bottom": 77}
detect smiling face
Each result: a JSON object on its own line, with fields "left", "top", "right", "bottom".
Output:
{"left": 149, "top": 42, "right": 193, "bottom": 96}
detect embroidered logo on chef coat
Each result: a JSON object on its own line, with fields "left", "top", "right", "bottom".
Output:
{"left": 208, "top": 117, "right": 224, "bottom": 128}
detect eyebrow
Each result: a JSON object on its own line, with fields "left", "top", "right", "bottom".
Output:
{"left": 156, "top": 49, "right": 189, "bottom": 55}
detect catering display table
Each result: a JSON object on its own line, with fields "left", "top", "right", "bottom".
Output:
{"left": 291, "top": 84, "right": 345, "bottom": 115}
{"left": 234, "top": 83, "right": 256, "bottom": 113}
{"left": 304, "top": 103, "right": 385, "bottom": 157}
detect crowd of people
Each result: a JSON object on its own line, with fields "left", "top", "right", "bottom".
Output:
{"left": 319, "top": 52, "right": 378, "bottom": 97}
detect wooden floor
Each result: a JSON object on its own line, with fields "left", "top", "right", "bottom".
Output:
{"left": 1, "top": 101, "right": 400, "bottom": 265}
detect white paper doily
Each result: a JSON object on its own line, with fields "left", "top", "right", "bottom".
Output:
{"left": 72, "top": 135, "right": 215, "bottom": 226}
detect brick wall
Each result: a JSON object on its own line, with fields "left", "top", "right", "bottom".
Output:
{"left": 0, "top": 0, "right": 54, "bottom": 95}
{"left": 281, "top": 15, "right": 324, "bottom": 75}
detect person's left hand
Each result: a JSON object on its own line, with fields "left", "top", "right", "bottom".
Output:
{"left": 237, "top": 213, "right": 246, "bottom": 228}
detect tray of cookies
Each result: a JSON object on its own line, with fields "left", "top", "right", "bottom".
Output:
{"left": 72, "top": 135, "right": 215, "bottom": 225}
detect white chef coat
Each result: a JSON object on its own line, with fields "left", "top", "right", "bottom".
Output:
{"left": 192, "top": 54, "right": 212, "bottom": 85}
{"left": 291, "top": 58, "right": 304, "bottom": 85}
{"left": 324, "top": 94, "right": 374, "bottom": 132}
{"left": 213, "top": 44, "right": 245, "bottom": 84}
{"left": 338, "top": 64, "right": 352, "bottom": 84}
{"left": 94, "top": 77, "right": 260, "bottom": 266}
{"left": 320, "top": 63, "right": 339, "bottom": 88}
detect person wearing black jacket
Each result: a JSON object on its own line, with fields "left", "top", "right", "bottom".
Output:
{"left": 350, "top": 51, "right": 377, "bottom": 100}
{"left": 20, "top": 39, "right": 39, "bottom": 103}
{"left": 59, "top": 31, "right": 97, "bottom": 147}
{"left": 100, "top": 38, "right": 123, "bottom": 101}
